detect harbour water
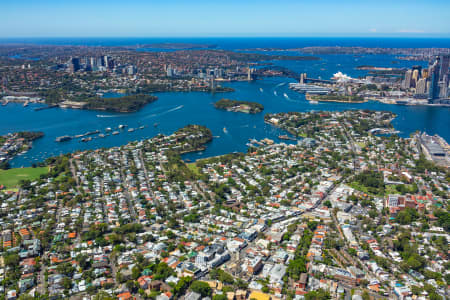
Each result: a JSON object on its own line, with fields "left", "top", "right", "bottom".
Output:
{"left": 1, "top": 38, "right": 449, "bottom": 167}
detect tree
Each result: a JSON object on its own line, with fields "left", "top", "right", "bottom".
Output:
{"left": 191, "top": 281, "right": 212, "bottom": 297}
{"left": 174, "top": 276, "right": 193, "bottom": 297}
{"left": 213, "top": 295, "right": 227, "bottom": 300}
{"left": 304, "top": 289, "right": 331, "bottom": 300}
{"left": 348, "top": 248, "right": 357, "bottom": 256}
{"left": 287, "top": 257, "right": 307, "bottom": 280}
{"left": 362, "top": 291, "right": 370, "bottom": 300}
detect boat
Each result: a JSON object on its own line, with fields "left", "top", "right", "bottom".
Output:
{"left": 278, "top": 135, "right": 296, "bottom": 141}
{"left": 259, "top": 88, "right": 263, "bottom": 92}
{"left": 105, "top": 127, "right": 112, "bottom": 132}
{"left": 274, "top": 91, "right": 277, "bottom": 96}
{"left": 81, "top": 137, "right": 92, "bottom": 142}
{"left": 98, "top": 134, "right": 105, "bottom": 138}
{"left": 118, "top": 124, "right": 127, "bottom": 129}
{"left": 112, "top": 131, "right": 119, "bottom": 135}
{"left": 283, "top": 93, "right": 289, "bottom": 99}
{"left": 84, "top": 130, "right": 100, "bottom": 136}
{"left": 139, "top": 125, "right": 145, "bottom": 129}
{"left": 309, "top": 100, "right": 319, "bottom": 104}
{"left": 128, "top": 128, "right": 135, "bottom": 132}
{"left": 223, "top": 127, "right": 228, "bottom": 134}
{"left": 55, "top": 136, "right": 72, "bottom": 142}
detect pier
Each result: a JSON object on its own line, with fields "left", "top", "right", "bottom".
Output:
{"left": 34, "top": 104, "right": 58, "bottom": 111}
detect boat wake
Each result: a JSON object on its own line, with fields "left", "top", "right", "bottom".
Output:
{"left": 96, "top": 114, "right": 122, "bottom": 118}
{"left": 143, "top": 105, "right": 184, "bottom": 119}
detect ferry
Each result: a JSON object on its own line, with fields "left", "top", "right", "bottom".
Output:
{"left": 112, "top": 131, "right": 119, "bottom": 135}
{"left": 55, "top": 136, "right": 72, "bottom": 142}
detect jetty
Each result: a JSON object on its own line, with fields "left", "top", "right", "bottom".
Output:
{"left": 34, "top": 104, "right": 58, "bottom": 111}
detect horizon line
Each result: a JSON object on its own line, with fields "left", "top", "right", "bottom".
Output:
{"left": 1, "top": 35, "right": 450, "bottom": 39}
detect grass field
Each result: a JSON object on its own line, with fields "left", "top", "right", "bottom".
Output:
{"left": 0, "top": 167, "right": 48, "bottom": 189}
{"left": 356, "top": 142, "right": 366, "bottom": 148}
{"left": 187, "top": 163, "right": 201, "bottom": 176}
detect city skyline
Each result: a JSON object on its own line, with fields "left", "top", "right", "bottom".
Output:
{"left": 1, "top": 0, "right": 450, "bottom": 38}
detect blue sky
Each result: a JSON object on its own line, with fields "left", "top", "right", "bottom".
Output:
{"left": 1, "top": 0, "right": 450, "bottom": 37}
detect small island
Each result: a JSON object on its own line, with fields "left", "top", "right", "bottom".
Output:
{"left": 214, "top": 98, "right": 264, "bottom": 114}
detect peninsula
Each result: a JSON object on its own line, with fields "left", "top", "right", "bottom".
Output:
{"left": 0, "top": 131, "right": 44, "bottom": 169}
{"left": 58, "top": 94, "right": 158, "bottom": 113}
{"left": 306, "top": 93, "right": 367, "bottom": 103}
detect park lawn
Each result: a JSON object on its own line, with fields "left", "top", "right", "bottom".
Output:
{"left": 349, "top": 181, "right": 369, "bottom": 194}
{"left": 356, "top": 142, "right": 366, "bottom": 148}
{"left": 187, "top": 163, "right": 201, "bottom": 176}
{"left": 385, "top": 184, "right": 399, "bottom": 195}
{"left": 0, "top": 167, "right": 48, "bottom": 188}
{"left": 349, "top": 181, "right": 386, "bottom": 196}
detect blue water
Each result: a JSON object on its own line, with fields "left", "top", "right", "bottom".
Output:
{"left": 2, "top": 37, "right": 450, "bottom": 49}
{"left": 1, "top": 38, "right": 449, "bottom": 167}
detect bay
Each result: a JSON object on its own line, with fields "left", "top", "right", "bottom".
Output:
{"left": 0, "top": 38, "right": 449, "bottom": 167}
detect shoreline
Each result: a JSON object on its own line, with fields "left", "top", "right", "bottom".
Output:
{"left": 305, "top": 94, "right": 367, "bottom": 103}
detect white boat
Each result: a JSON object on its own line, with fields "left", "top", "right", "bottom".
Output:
{"left": 283, "top": 93, "right": 289, "bottom": 99}
{"left": 223, "top": 127, "right": 228, "bottom": 134}
{"left": 274, "top": 91, "right": 277, "bottom": 96}
{"left": 105, "top": 127, "right": 112, "bottom": 131}
{"left": 310, "top": 100, "right": 319, "bottom": 104}
{"left": 259, "top": 88, "right": 263, "bottom": 92}
{"left": 112, "top": 131, "right": 119, "bottom": 135}
{"left": 128, "top": 128, "right": 135, "bottom": 132}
